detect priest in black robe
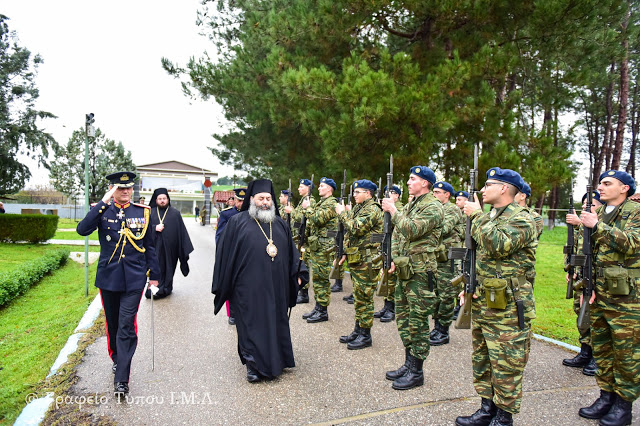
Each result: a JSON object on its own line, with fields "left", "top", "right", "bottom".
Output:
{"left": 212, "top": 179, "right": 309, "bottom": 382}
{"left": 146, "top": 188, "right": 194, "bottom": 299}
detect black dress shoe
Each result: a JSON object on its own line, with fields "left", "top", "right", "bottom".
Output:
{"left": 114, "top": 382, "right": 129, "bottom": 396}
{"left": 228, "top": 316, "right": 236, "bottom": 325}
{"left": 247, "top": 366, "right": 261, "bottom": 383}
{"left": 112, "top": 363, "right": 117, "bottom": 374}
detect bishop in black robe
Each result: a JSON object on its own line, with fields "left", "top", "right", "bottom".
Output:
{"left": 147, "top": 188, "right": 194, "bottom": 299}
{"left": 212, "top": 179, "right": 309, "bottom": 381}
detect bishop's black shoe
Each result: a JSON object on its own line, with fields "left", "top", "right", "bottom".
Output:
{"left": 112, "top": 363, "right": 117, "bottom": 374}
{"left": 455, "top": 398, "right": 497, "bottom": 426}
{"left": 247, "top": 366, "right": 261, "bottom": 383}
{"left": 331, "top": 279, "right": 343, "bottom": 292}
{"left": 114, "top": 382, "right": 129, "bottom": 397}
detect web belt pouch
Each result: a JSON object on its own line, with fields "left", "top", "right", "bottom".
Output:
{"left": 394, "top": 256, "right": 413, "bottom": 280}
{"left": 603, "top": 265, "right": 631, "bottom": 296}
{"left": 428, "top": 271, "right": 435, "bottom": 292}
{"left": 509, "top": 276, "right": 526, "bottom": 330}
{"left": 345, "top": 246, "right": 362, "bottom": 265}
{"left": 326, "top": 230, "right": 338, "bottom": 239}
{"left": 483, "top": 277, "right": 508, "bottom": 310}
{"left": 435, "top": 245, "right": 448, "bottom": 263}
{"left": 307, "top": 235, "right": 320, "bottom": 252}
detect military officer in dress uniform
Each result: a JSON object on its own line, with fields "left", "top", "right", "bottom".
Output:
{"left": 374, "top": 184, "right": 404, "bottom": 322}
{"left": 76, "top": 171, "right": 160, "bottom": 397}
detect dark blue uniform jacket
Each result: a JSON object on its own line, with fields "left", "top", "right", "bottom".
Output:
{"left": 215, "top": 206, "right": 240, "bottom": 243}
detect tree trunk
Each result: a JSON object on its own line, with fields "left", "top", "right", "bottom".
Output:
{"left": 594, "top": 66, "right": 616, "bottom": 183}
{"left": 611, "top": 6, "right": 629, "bottom": 170}
{"left": 627, "top": 80, "right": 639, "bottom": 176}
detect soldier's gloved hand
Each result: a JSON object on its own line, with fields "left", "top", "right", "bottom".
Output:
{"left": 102, "top": 186, "right": 118, "bottom": 203}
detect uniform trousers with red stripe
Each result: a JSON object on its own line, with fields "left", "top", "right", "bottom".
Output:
{"left": 100, "top": 288, "right": 144, "bottom": 383}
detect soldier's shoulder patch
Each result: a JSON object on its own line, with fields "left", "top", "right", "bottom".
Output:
{"left": 132, "top": 202, "right": 150, "bottom": 209}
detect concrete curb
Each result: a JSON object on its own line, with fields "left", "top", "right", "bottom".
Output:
{"left": 533, "top": 333, "right": 580, "bottom": 353}
{"left": 14, "top": 294, "right": 102, "bottom": 426}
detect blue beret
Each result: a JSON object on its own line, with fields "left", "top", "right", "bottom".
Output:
{"left": 521, "top": 182, "right": 531, "bottom": 198}
{"left": 409, "top": 166, "right": 436, "bottom": 184}
{"left": 456, "top": 191, "right": 469, "bottom": 199}
{"left": 486, "top": 167, "right": 525, "bottom": 192}
{"left": 599, "top": 170, "right": 636, "bottom": 195}
{"left": 320, "top": 177, "right": 337, "bottom": 190}
{"left": 353, "top": 179, "right": 377, "bottom": 192}
{"left": 233, "top": 187, "right": 247, "bottom": 199}
{"left": 300, "top": 178, "right": 314, "bottom": 189}
{"left": 434, "top": 181, "right": 455, "bottom": 196}
{"left": 106, "top": 171, "right": 136, "bottom": 188}
{"left": 281, "top": 190, "right": 292, "bottom": 196}
{"left": 582, "top": 190, "right": 601, "bottom": 203}
{"left": 384, "top": 185, "right": 402, "bottom": 195}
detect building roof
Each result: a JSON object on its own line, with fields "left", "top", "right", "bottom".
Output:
{"left": 137, "top": 161, "right": 215, "bottom": 175}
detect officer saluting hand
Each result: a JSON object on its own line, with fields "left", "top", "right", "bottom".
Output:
{"left": 77, "top": 171, "right": 160, "bottom": 397}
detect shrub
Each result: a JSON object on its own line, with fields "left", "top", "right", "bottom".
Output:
{"left": 0, "top": 214, "right": 59, "bottom": 243}
{"left": 0, "top": 248, "right": 69, "bottom": 307}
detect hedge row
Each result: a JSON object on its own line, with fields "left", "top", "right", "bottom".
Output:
{"left": 0, "top": 248, "right": 70, "bottom": 307}
{"left": 0, "top": 214, "right": 59, "bottom": 243}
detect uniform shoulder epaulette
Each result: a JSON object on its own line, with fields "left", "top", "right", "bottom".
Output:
{"left": 221, "top": 206, "right": 232, "bottom": 211}
{"left": 133, "top": 202, "right": 151, "bottom": 209}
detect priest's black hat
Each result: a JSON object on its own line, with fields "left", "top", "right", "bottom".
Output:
{"left": 240, "top": 179, "right": 280, "bottom": 216}
{"left": 149, "top": 188, "right": 170, "bottom": 208}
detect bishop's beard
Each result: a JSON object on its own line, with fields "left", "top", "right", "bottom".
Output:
{"left": 249, "top": 199, "right": 276, "bottom": 223}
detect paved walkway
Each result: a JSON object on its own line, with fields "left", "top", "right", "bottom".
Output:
{"left": 66, "top": 220, "right": 639, "bottom": 425}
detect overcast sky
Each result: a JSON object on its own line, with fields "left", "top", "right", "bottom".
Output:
{"left": 3, "top": 0, "right": 235, "bottom": 188}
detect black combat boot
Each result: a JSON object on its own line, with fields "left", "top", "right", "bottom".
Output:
{"left": 380, "top": 301, "right": 395, "bottom": 322}
{"left": 599, "top": 394, "right": 633, "bottom": 426}
{"left": 347, "top": 327, "right": 372, "bottom": 350}
{"left": 296, "top": 288, "right": 309, "bottom": 304}
{"left": 343, "top": 293, "right": 352, "bottom": 301}
{"left": 455, "top": 398, "right": 497, "bottom": 426}
{"left": 488, "top": 408, "right": 513, "bottom": 426}
{"left": 392, "top": 354, "right": 424, "bottom": 390}
{"left": 430, "top": 324, "right": 450, "bottom": 346}
{"left": 563, "top": 343, "right": 592, "bottom": 368}
{"left": 579, "top": 390, "right": 616, "bottom": 419}
{"left": 373, "top": 304, "right": 387, "bottom": 318}
{"left": 302, "top": 305, "right": 319, "bottom": 320}
{"left": 345, "top": 294, "right": 354, "bottom": 304}
{"left": 583, "top": 357, "right": 597, "bottom": 376}
{"left": 430, "top": 319, "right": 442, "bottom": 339}
{"left": 331, "top": 279, "right": 343, "bottom": 292}
{"left": 386, "top": 348, "right": 411, "bottom": 380}
{"left": 307, "top": 305, "right": 328, "bottom": 323}
{"left": 339, "top": 322, "right": 360, "bottom": 343}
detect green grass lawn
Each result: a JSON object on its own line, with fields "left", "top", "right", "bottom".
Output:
{"left": 52, "top": 230, "right": 99, "bottom": 241}
{"left": 532, "top": 226, "right": 579, "bottom": 347}
{"left": 0, "top": 252, "right": 99, "bottom": 423}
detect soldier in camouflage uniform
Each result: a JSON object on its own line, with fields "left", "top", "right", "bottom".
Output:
{"left": 456, "top": 167, "right": 536, "bottom": 426}
{"left": 382, "top": 166, "right": 443, "bottom": 391}
{"left": 278, "top": 189, "right": 291, "bottom": 219}
{"left": 563, "top": 190, "right": 601, "bottom": 377}
{"left": 374, "top": 184, "right": 404, "bottom": 322}
{"left": 300, "top": 177, "right": 339, "bottom": 323}
{"left": 336, "top": 179, "right": 383, "bottom": 350}
{"left": 284, "top": 179, "right": 316, "bottom": 303}
{"left": 430, "top": 181, "right": 464, "bottom": 346}
{"left": 514, "top": 183, "right": 542, "bottom": 291}
{"left": 577, "top": 170, "right": 639, "bottom": 425}
{"left": 453, "top": 190, "right": 469, "bottom": 320}
{"left": 456, "top": 190, "right": 469, "bottom": 210}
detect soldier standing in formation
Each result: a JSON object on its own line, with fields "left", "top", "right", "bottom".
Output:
{"left": 278, "top": 189, "right": 291, "bottom": 218}
{"left": 382, "top": 166, "right": 443, "bottom": 391}
{"left": 77, "top": 171, "right": 160, "bottom": 397}
{"left": 515, "top": 182, "right": 542, "bottom": 291}
{"left": 576, "top": 170, "right": 639, "bottom": 425}
{"left": 456, "top": 167, "right": 536, "bottom": 426}
{"left": 336, "top": 179, "right": 383, "bottom": 350}
{"left": 301, "top": 177, "right": 339, "bottom": 323}
{"left": 430, "top": 181, "right": 464, "bottom": 347}
{"left": 453, "top": 190, "right": 469, "bottom": 320}
{"left": 374, "top": 184, "right": 404, "bottom": 322}
{"left": 286, "top": 178, "right": 316, "bottom": 304}
{"left": 563, "top": 190, "right": 602, "bottom": 377}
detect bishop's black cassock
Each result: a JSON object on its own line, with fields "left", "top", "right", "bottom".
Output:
{"left": 212, "top": 179, "right": 308, "bottom": 379}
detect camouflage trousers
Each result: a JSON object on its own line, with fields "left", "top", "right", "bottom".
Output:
{"left": 471, "top": 288, "right": 534, "bottom": 414}
{"left": 350, "top": 262, "right": 378, "bottom": 329}
{"left": 383, "top": 275, "right": 397, "bottom": 302}
{"left": 395, "top": 267, "right": 437, "bottom": 360}
{"left": 309, "top": 250, "right": 333, "bottom": 307}
{"left": 298, "top": 247, "right": 312, "bottom": 290}
{"left": 433, "top": 261, "right": 459, "bottom": 327}
{"left": 591, "top": 295, "right": 640, "bottom": 402}
{"left": 572, "top": 291, "right": 591, "bottom": 346}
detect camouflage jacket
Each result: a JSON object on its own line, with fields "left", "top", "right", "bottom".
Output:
{"left": 340, "top": 197, "right": 383, "bottom": 253}
{"left": 395, "top": 200, "right": 404, "bottom": 210}
{"left": 437, "top": 201, "right": 465, "bottom": 259}
{"left": 470, "top": 201, "right": 536, "bottom": 279}
{"left": 305, "top": 195, "right": 339, "bottom": 252}
{"left": 524, "top": 206, "right": 544, "bottom": 239}
{"left": 391, "top": 192, "right": 443, "bottom": 272}
{"left": 291, "top": 195, "right": 316, "bottom": 241}
{"left": 592, "top": 199, "right": 640, "bottom": 302}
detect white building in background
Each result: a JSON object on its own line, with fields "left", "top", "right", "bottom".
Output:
{"left": 137, "top": 161, "right": 218, "bottom": 214}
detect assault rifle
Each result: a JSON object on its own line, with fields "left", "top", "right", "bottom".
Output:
{"left": 377, "top": 177, "right": 383, "bottom": 203}
{"left": 377, "top": 155, "right": 394, "bottom": 297}
{"left": 450, "top": 145, "right": 479, "bottom": 330}
{"left": 576, "top": 183, "right": 594, "bottom": 331}
{"left": 329, "top": 170, "right": 347, "bottom": 280}
{"left": 564, "top": 178, "right": 576, "bottom": 299}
